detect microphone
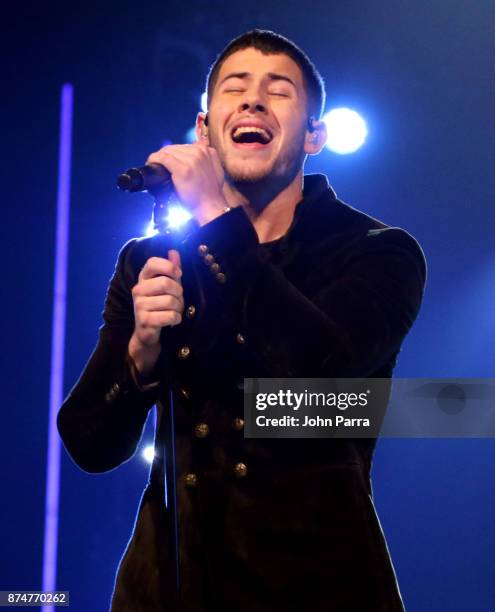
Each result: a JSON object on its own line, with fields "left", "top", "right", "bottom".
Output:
{"left": 116, "top": 163, "right": 172, "bottom": 192}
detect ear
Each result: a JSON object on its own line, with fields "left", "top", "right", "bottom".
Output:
{"left": 304, "top": 119, "right": 327, "bottom": 155}
{"left": 195, "top": 112, "right": 209, "bottom": 144}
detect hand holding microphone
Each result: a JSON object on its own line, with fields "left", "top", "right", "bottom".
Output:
{"left": 118, "top": 122, "right": 230, "bottom": 227}
{"left": 144, "top": 141, "right": 229, "bottom": 226}
{"left": 123, "top": 128, "right": 232, "bottom": 377}
{"left": 128, "top": 250, "right": 184, "bottom": 378}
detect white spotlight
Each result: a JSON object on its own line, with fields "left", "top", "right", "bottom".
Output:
{"left": 323, "top": 108, "right": 368, "bottom": 154}
{"left": 167, "top": 205, "right": 193, "bottom": 229}
{"left": 142, "top": 445, "right": 155, "bottom": 463}
{"left": 201, "top": 91, "right": 208, "bottom": 113}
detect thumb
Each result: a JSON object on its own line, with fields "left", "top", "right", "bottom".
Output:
{"left": 167, "top": 249, "right": 182, "bottom": 278}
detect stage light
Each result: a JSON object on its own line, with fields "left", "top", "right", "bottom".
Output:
{"left": 144, "top": 205, "right": 192, "bottom": 236}
{"left": 167, "top": 205, "right": 193, "bottom": 228}
{"left": 201, "top": 91, "right": 207, "bottom": 112}
{"left": 323, "top": 108, "right": 368, "bottom": 154}
{"left": 142, "top": 445, "right": 155, "bottom": 463}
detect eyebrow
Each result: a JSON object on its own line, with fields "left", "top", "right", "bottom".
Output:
{"left": 218, "top": 71, "right": 297, "bottom": 89}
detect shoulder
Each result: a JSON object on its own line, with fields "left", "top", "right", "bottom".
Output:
{"left": 337, "top": 201, "right": 427, "bottom": 284}
{"left": 299, "top": 180, "right": 427, "bottom": 287}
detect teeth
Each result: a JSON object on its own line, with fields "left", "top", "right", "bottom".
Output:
{"left": 232, "top": 126, "right": 271, "bottom": 142}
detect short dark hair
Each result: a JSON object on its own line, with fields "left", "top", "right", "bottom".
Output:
{"left": 206, "top": 29, "right": 326, "bottom": 119}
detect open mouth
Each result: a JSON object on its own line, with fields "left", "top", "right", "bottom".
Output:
{"left": 231, "top": 126, "right": 273, "bottom": 146}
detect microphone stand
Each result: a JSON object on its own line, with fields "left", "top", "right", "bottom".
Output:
{"left": 117, "top": 166, "right": 186, "bottom": 606}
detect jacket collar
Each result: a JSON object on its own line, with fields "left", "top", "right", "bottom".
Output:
{"left": 282, "top": 173, "right": 342, "bottom": 245}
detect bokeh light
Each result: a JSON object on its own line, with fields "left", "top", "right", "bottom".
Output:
{"left": 142, "top": 444, "right": 155, "bottom": 463}
{"left": 323, "top": 107, "right": 368, "bottom": 154}
{"left": 167, "top": 205, "right": 192, "bottom": 228}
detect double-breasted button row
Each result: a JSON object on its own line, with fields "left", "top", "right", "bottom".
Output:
{"left": 197, "top": 244, "right": 226, "bottom": 283}
{"left": 189, "top": 420, "right": 243, "bottom": 436}
{"left": 193, "top": 421, "right": 244, "bottom": 435}
{"left": 104, "top": 382, "right": 120, "bottom": 404}
{"left": 184, "top": 463, "right": 247, "bottom": 486}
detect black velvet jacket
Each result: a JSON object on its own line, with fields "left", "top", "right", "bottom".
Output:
{"left": 57, "top": 174, "right": 427, "bottom": 612}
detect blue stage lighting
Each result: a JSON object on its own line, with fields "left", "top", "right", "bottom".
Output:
{"left": 186, "top": 126, "right": 197, "bottom": 143}
{"left": 145, "top": 220, "right": 159, "bottom": 237}
{"left": 323, "top": 108, "right": 368, "bottom": 154}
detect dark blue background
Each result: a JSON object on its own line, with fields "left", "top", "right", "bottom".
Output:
{"left": 2, "top": 1, "right": 494, "bottom": 610}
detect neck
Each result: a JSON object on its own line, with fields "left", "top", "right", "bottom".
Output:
{"left": 222, "top": 169, "right": 304, "bottom": 243}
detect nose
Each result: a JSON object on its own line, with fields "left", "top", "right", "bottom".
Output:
{"left": 239, "top": 101, "right": 267, "bottom": 114}
{"left": 238, "top": 87, "right": 268, "bottom": 114}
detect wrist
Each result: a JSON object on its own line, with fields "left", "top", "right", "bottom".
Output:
{"left": 194, "top": 197, "right": 232, "bottom": 226}
{"left": 128, "top": 332, "right": 161, "bottom": 378}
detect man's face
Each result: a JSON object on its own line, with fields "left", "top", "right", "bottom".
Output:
{"left": 204, "top": 48, "right": 311, "bottom": 186}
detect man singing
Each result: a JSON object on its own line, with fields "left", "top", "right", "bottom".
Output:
{"left": 57, "top": 29, "right": 426, "bottom": 611}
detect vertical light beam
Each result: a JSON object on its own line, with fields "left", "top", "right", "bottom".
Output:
{"left": 42, "top": 83, "right": 73, "bottom": 610}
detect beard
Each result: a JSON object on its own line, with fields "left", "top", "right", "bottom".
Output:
{"left": 213, "top": 134, "right": 307, "bottom": 189}
{"left": 224, "top": 157, "right": 277, "bottom": 185}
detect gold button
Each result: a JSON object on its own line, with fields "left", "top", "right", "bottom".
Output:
{"left": 186, "top": 305, "right": 196, "bottom": 318}
{"left": 233, "top": 462, "right": 247, "bottom": 478}
{"left": 232, "top": 417, "right": 245, "bottom": 431}
{"left": 210, "top": 262, "right": 220, "bottom": 273}
{"left": 184, "top": 473, "right": 198, "bottom": 487}
{"left": 236, "top": 333, "right": 245, "bottom": 344}
{"left": 178, "top": 346, "right": 191, "bottom": 359}
{"left": 194, "top": 423, "right": 210, "bottom": 438}
{"left": 204, "top": 253, "right": 215, "bottom": 265}
{"left": 198, "top": 244, "right": 209, "bottom": 255}
{"left": 215, "top": 272, "right": 226, "bottom": 283}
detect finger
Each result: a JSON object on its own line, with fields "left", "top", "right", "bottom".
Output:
{"left": 139, "top": 256, "right": 181, "bottom": 282}
{"left": 148, "top": 144, "right": 200, "bottom": 158}
{"left": 146, "top": 150, "right": 190, "bottom": 175}
{"left": 153, "top": 145, "right": 207, "bottom": 167}
{"left": 138, "top": 310, "right": 182, "bottom": 328}
{"left": 133, "top": 275, "right": 183, "bottom": 299}
{"left": 135, "top": 294, "right": 184, "bottom": 313}
{"left": 167, "top": 249, "right": 182, "bottom": 272}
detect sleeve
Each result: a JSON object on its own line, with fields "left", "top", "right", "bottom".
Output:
{"left": 57, "top": 238, "right": 162, "bottom": 473}
{"left": 187, "top": 206, "right": 427, "bottom": 377}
